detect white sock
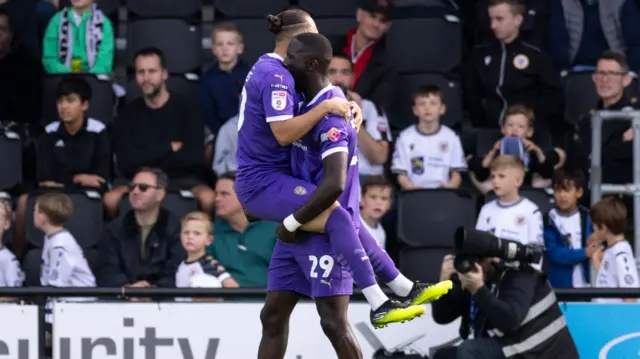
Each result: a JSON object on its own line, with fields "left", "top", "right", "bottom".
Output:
{"left": 386, "top": 274, "right": 414, "bottom": 297}
{"left": 362, "top": 285, "right": 389, "bottom": 311}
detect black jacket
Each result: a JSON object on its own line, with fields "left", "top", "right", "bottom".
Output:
{"left": 330, "top": 33, "right": 397, "bottom": 115}
{"left": 97, "top": 208, "right": 186, "bottom": 287}
{"left": 568, "top": 95, "right": 639, "bottom": 184}
{"left": 464, "top": 37, "right": 564, "bottom": 133}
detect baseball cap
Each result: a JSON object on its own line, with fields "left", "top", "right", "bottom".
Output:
{"left": 358, "top": 0, "right": 392, "bottom": 20}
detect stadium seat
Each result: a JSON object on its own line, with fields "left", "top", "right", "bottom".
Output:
{"left": 399, "top": 246, "right": 452, "bottom": 283}
{"left": 474, "top": 128, "right": 502, "bottom": 157}
{"left": 563, "top": 72, "right": 600, "bottom": 126}
{"left": 127, "top": 0, "right": 201, "bottom": 18}
{"left": 119, "top": 191, "right": 198, "bottom": 219}
{"left": 391, "top": 73, "right": 462, "bottom": 129}
{"left": 41, "top": 74, "right": 115, "bottom": 125}
{"left": 0, "top": 131, "right": 22, "bottom": 191}
{"left": 298, "top": 0, "right": 358, "bottom": 17}
{"left": 214, "top": 0, "right": 289, "bottom": 18}
{"left": 316, "top": 18, "right": 357, "bottom": 38}
{"left": 485, "top": 187, "right": 554, "bottom": 215}
{"left": 26, "top": 190, "right": 104, "bottom": 249}
{"left": 126, "top": 19, "right": 202, "bottom": 73}
{"left": 386, "top": 7, "right": 462, "bottom": 73}
{"left": 398, "top": 189, "right": 477, "bottom": 247}
{"left": 23, "top": 248, "right": 42, "bottom": 287}
{"left": 126, "top": 74, "right": 200, "bottom": 102}
{"left": 232, "top": 19, "right": 275, "bottom": 65}
{"left": 83, "top": 246, "right": 101, "bottom": 277}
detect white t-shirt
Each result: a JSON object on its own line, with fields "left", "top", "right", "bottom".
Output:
{"left": 176, "top": 255, "right": 231, "bottom": 288}
{"left": 476, "top": 198, "right": 544, "bottom": 269}
{"left": 0, "top": 247, "right": 23, "bottom": 287}
{"left": 358, "top": 99, "right": 392, "bottom": 176}
{"left": 547, "top": 209, "right": 587, "bottom": 287}
{"left": 391, "top": 125, "right": 466, "bottom": 188}
{"left": 594, "top": 241, "right": 639, "bottom": 303}
{"left": 41, "top": 230, "right": 96, "bottom": 323}
{"left": 360, "top": 213, "right": 387, "bottom": 249}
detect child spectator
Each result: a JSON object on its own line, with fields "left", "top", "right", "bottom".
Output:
{"left": 544, "top": 168, "right": 594, "bottom": 288}
{"left": 359, "top": 175, "right": 392, "bottom": 249}
{"left": 36, "top": 192, "right": 95, "bottom": 333}
{"left": 176, "top": 211, "right": 238, "bottom": 290}
{"left": 391, "top": 85, "right": 466, "bottom": 190}
{"left": 590, "top": 196, "right": 639, "bottom": 303}
{"left": 42, "top": 0, "right": 114, "bottom": 74}
{"left": 201, "top": 23, "right": 249, "bottom": 134}
{"left": 469, "top": 104, "right": 566, "bottom": 194}
{"left": 0, "top": 199, "right": 23, "bottom": 297}
{"left": 475, "top": 156, "right": 544, "bottom": 269}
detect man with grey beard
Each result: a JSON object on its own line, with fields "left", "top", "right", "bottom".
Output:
{"left": 105, "top": 47, "right": 215, "bottom": 218}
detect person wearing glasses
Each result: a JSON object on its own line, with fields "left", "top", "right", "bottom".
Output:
{"left": 97, "top": 167, "right": 186, "bottom": 290}
{"left": 567, "top": 51, "right": 638, "bottom": 190}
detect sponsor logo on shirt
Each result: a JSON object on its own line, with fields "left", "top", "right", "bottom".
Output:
{"left": 321, "top": 128, "right": 341, "bottom": 143}
{"left": 271, "top": 91, "right": 287, "bottom": 111}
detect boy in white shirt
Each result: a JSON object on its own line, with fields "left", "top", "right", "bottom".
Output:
{"left": 176, "top": 212, "right": 238, "bottom": 291}
{"left": 36, "top": 192, "right": 95, "bottom": 345}
{"left": 391, "top": 85, "right": 466, "bottom": 190}
{"left": 0, "top": 199, "right": 23, "bottom": 299}
{"left": 475, "top": 156, "right": 544, "bottom": 269}
{"left": 359, "top": 176, "right": 392, "bottom": 249}
{"left": 590, "top": 197, "right": 639, "bottom": 303}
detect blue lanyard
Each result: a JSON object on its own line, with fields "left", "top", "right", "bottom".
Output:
{"left": 469, "top": 294, "right": 479, "bottom": 329}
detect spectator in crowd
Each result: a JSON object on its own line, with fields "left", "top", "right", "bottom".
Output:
{"left": 175, "top": 211, "right": 238, "bottom": 291}
{"left": 105, "top": 47, "right": 214, "bottom": 218}
{"left": 476, "top": 156, "right": 544, "bottom": 270}
{"left": 391, "top": 85, "right": 466, "bottom": 190}
{"left": 0, "top": 6, "right": 43, "bottom": 127}
{"left": 330, "top": 0, "right": 396, "bottom": 112}
{"left": 464, "top": 0, "right": 565, "bottom": 139}
{"left": 569, "top": 51, "right": 638, "bottom": 185}
{"left": 544, "top": 168, "right": 594, "bottom": 288}
{"left": 474, "top": 0, "right": 551, "bottom": 50}
{"left": 469, "top": 104, "right": 565, "bottom": 193}
{"left": 42, "top": 0, "right": 114, "bottom": 74}
{"left": 0, "top": 199, "right": 23, "bottom": 295}
{"left": 590, "top": 196, "right": 640, "bottom": 302}
{"left": 360, "top": 175, "right": 392, "bottom": 249}
{"left": 328, "top": 54, "right": 391, "bottom": 181}
{"left": 97, "top": 168, "right": 185, "bottom": 289}
{"left": 212, "top": 114, "right": 238, "bottom": 177}
{"left": 0, "top": 0, "right": 56, "bottom": 61}
{"left": 206, "top": 172, "right": 276, "bottom": 287}
{"left": 201, "top": 23, "right": 249, "bottom": 135}
{"left": 13, "top": 76, "right": 110, "bottom": 259}
{"left": 549, "top": 0, "right": 640, "bottom": 72}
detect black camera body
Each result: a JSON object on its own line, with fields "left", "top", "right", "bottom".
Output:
{"left": 453, "top": 227, "right": 543, "bottom": 273}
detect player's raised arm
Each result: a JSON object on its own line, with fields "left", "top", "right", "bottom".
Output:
{"left": 269, "top": 94, "right": 351, "bottom": 146}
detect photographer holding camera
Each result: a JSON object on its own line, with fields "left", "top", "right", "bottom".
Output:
{"left": 431, "top": 228, "right": 578, "bottom": 359}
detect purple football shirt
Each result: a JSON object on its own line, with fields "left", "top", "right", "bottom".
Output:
{"left": 291, "top": 85, "right": 361, "bottom": 228}
{"left": 235, "top": 53, "right": 304, "bottom": 198}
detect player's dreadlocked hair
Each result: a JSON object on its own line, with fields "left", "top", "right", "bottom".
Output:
{"left": 266, "top": 9, "right": 315, "bottom": 43}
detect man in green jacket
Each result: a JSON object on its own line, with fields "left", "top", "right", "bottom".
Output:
{"left": 42, "top": 0, "right": 114, "bottom": 74}
{"left": 207, "top": 172, "right": 277, "bottom": 287}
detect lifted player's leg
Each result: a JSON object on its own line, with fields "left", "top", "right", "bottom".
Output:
{"left": 358, "top": 229, "right": 453, "bottom": 305}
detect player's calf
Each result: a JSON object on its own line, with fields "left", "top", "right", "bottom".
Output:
{"left": 316, "top": 296, "right": 363, "bottom": 359}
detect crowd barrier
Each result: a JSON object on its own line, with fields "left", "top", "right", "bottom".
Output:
{"left": 0, "top": 287, "right": 639, "bottom": 359}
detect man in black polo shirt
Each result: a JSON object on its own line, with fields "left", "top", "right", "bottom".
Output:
{"left": 568, "top": 51, "right": 638, "bottom": 186}
{"left": 13, "top": 76, "right": 111, "bottom": 258}
{"left": 104, "top": 47, "right": 215, "bottom": 218}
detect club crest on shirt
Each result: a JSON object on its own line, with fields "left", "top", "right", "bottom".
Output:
{"left": 624, "top": 274, "right": 635, "bottom": 285}
{"left": 515, "top": 215, "right": 525, "bottom": 226}
{"left": 513, "top": 54, "right": 529, "bottom": 70}
{"left": 440, "top": 141, "right": 449, "bottom": 153}
{"left": 294, "top": 186, "right": 307, "bottom": 195}
{"left": 271, "top": 91, "right": 287, "bottom": 111}
{"left": 411, "top": 156, "right": 425, "bottom": 175}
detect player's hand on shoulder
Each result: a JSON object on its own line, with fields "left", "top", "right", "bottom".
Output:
{"left": 276, "top": 223, "right": 299, "bottom": 243}
{"left": 349, "top": 101, "right": 363, "bottom": 132}
{"left": 322, "top": 97, "right": 351, "bottom": 122}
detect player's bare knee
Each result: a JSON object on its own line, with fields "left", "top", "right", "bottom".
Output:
{"left": 319, "top": 316, "right": 349, "bottom": 338}
{"left": 259, "top": 303, "right": 287, "bottom": 334}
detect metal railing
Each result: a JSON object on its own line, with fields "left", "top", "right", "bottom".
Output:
{"left": 590, "top": 110, "right": 640, "bottom": 253}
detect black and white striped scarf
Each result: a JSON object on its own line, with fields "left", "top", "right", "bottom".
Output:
{"left": 58, "top": 4, "right": 104, "bottom": 69}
